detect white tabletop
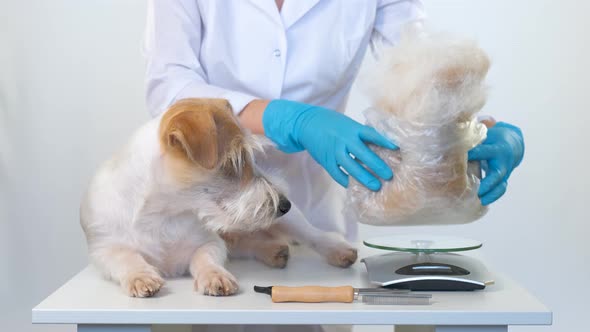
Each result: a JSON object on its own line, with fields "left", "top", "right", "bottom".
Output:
{"left": 32, "top": 246, "right": 551, "bottom": 326}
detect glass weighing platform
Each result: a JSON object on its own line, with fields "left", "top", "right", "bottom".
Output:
{"left": 361, "top": 235, "right": 495, "bottom": 291}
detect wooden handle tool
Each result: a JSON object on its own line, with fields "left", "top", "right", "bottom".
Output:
{"left": 253, "top": 285, "right": 413, "bottom": 303}
{"left": 272, "top": 285, "right": 354, "bottom": 303}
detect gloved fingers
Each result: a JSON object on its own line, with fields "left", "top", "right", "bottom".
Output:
{"left": 495, "top": 122, "right": 523, "bottom": 137}
{"left": 348, "top": 141, "right": 393, "bottom": 180}
{"left": 479, "top": 160, "right": 489, "bottom": 174}
{"left": 497, "top": 123, "right": 525, "bottom": 167}
{"left": 326, "top": 161, "right": 350, "bottom": 188}
{"left": 359, "top": 127, "right": 398, "bottom": 150}
{"left": 480, "top": 180, "right": 507, "bottom": 206}
{"left": 468, "top": 144, "right": 497, "bottom": 161}
{"left": 478, "top": 162, "right": 507, "bottom": 197}
{"left": 338, "top": 151, "right": 381, "bottom": 191}
{"left": 504, "top": 158, "right": 516, "bottom": 180}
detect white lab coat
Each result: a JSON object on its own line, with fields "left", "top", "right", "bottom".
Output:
{"left": 144, "top": 0, "right": 424, "bottom": 241}
{"left": 144, "top": 1, "right": 424, "bottom": 331}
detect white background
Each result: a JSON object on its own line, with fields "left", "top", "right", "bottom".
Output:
{"left": 1, "top": 1, "right": 588, "bottom": 332}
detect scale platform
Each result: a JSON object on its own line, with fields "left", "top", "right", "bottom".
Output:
{"left": 361, "top": 235, "right": 495, "bottom": 291}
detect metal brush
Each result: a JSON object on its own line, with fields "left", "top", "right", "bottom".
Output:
{"left": 361, "top": 293, "right": 432, "bottom": 305}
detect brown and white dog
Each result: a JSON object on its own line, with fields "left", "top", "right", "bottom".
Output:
{"left": 80, "top": 98, "right": 357, "bottom": 297}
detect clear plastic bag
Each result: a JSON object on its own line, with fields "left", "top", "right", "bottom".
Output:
{"left": 346, "top": 26, "right": 490, "bottom": 226}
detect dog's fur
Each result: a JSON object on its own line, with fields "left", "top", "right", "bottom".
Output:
{"left": 347, "top": 26, "right": 491, "bottom": 226}
{"left": 81, "top": 98, "right": 357, "bottom": 297}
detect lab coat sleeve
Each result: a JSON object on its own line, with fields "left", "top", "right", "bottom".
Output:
{"left": 143, "top": 0, "right": 257, "bottom": 117}
{"left": 371, "top": 0, "right": 426, "bottom": 52}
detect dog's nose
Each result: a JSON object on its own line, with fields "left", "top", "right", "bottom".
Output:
{"left": 277, "top": 195, "right": 291, "bottom": 217}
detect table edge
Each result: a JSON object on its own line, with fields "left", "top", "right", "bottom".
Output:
{"left": 32, "top": 308, "right": 553, "bottom": 326}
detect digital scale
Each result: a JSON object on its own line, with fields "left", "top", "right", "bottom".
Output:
{"left": 361, "top": 234, "right": 495, "bottom": 291}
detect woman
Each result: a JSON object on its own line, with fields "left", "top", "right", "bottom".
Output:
{"left": 144, "top": 0, "right": 523, "bottom": 246}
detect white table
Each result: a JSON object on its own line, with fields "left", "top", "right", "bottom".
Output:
{"left": 32, "top": 246, "right": 551, "bottom": 332}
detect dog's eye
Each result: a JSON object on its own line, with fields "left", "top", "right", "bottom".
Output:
{"left": 221, "top": 161, "right": 240, "bottom": 179}
{"left": 220, "top": 155, "right": 254, "bottom": 185}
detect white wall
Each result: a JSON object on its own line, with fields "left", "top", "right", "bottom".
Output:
{"left": 1, "top": 1, "right": 588, "bottom": 332}
{"left": 0, "top": 1, "right": 148, "bottom": 331}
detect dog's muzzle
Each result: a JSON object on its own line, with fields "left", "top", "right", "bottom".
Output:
{"left": 277, "top": 195, "right": 291, "bottom": 217}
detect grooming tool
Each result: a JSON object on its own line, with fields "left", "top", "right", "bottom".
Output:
{"left": 253, "top": 285, "right": 431, "bottom": 305}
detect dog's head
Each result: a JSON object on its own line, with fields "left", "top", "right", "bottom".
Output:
{"left": 158, "top": 98, "right": 290, "bottom": 232}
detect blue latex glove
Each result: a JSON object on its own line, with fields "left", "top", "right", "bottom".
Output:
{"left": 263, "top": 100, "right": 398, "bottom": 191}
{"left": 468, "top": 122, "right": 525, "bottom": 206}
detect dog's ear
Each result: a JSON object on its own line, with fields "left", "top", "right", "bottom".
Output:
{"left": 160, "top": 99, "right": 242, "bottom": 170}
{"left": 163, "top": 109, "right": 219, "bottom": 169}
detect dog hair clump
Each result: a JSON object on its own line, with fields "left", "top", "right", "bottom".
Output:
{"left": 346, "top": 25, "right": 490, "bottom": 225}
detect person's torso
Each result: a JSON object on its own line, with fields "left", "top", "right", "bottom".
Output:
{"left": 195, "top": 0, "right": 378, "bottom": 111}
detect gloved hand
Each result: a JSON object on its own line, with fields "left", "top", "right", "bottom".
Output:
{"left": 263, "top": 100, "right": 397, "bottom": 191}
{"left": 468, "top": 122, "right": 525, "bottom": 206}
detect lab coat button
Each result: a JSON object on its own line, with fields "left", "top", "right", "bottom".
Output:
{"left": 273, "top": 49, "right": 281, "bottom": 57}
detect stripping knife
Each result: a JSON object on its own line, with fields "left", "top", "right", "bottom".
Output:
{"left": 253, "top": 285, "right": 431, "bottom": 305}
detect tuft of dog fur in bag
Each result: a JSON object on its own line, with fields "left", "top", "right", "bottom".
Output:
{"left": 346, "top": 26, "right": 490, "bottom": 226}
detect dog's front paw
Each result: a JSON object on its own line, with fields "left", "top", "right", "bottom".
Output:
{"left": 121, "top": 270, "right": 164, "bottom": 298}
{"left": 195, "top": 268, "right": 239, "bottom": 296}
{"left": 326, "top": 246, "right": 358, "bottom": 268}
{"left": 315, "top": 233, "right": 358, "bottom": 268}
{"left": 257, "top": 243, "right": 290, "bottom": 268}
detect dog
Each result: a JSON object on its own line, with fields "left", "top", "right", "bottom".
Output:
{"left": 81, "top": 98, "right": 357, "bottom": 297}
